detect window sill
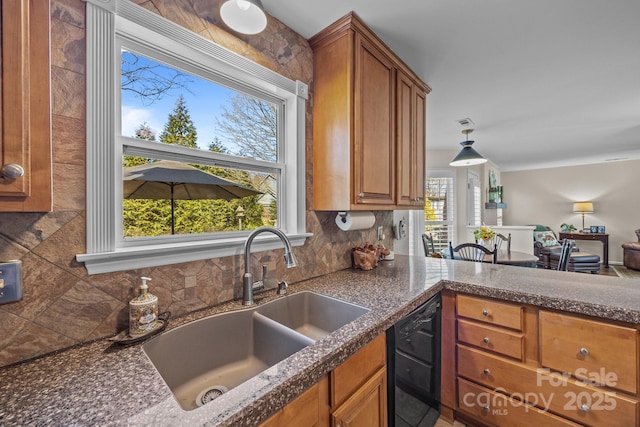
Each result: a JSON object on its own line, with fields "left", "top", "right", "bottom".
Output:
{"left": 76, "top": 233, "right": 312, "bottom": 275}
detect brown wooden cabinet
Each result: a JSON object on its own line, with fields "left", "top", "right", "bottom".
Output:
{"left": 259, "top": 334, "right": 387, "bottom": 427}
{"left": 310, "top": 12, "right": 429, "bottom": 211}
{"left": 441, "top": 292, "right": 640, "bottom": 427}
{"left": 396, "top": 70, "right": 427, "bottom": 208}
{"left": 331, "top": 334, "right": 387, "bottom": 427}
{"left": 0, "top": 0, "right": 52, "bottom": 211}
{"left": 260, "top": 377, "right": 329, "bottom": 427}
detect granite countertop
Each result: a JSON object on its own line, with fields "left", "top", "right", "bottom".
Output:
{"left": 2, "top": 255, "right": 640, "bottom": 426}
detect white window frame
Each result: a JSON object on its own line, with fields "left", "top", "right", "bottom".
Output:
{"left": 423, "top": 170, "right": 456, "bottom": 253}
{"left": 76, "top": 0, "right": 310, "bottom": 274}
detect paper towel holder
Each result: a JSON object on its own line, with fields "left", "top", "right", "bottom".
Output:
{"left": 337, "top": 211, "right": 348, "bottom": 224}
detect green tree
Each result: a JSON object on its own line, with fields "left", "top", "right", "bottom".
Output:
{"left": 159, "top": 95, "right": 197, "bottom": 148}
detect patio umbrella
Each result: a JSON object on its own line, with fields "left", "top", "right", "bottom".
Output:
{"left": 123, "top": 160, "right": 262, "bottom": 234}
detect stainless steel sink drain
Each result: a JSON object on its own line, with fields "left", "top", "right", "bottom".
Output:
{"left": 196, "top": 385, "right": 228, "bottom": 407}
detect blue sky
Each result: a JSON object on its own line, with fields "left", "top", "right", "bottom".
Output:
{"left": 120, "top": 51, "right": 236, "bottom": 150}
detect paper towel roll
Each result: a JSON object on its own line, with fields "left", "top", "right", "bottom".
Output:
{"left": 335, "top": 211, "right": 375, "bottom": 231}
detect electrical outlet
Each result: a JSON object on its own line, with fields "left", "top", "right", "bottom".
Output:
{"left": 0, "top": 260, "right": 23, "bottom": 304}
{"left": 377, "top": 226, "right": 384, "bottom": 241}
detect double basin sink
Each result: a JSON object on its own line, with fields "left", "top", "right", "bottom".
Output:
{"left": 142, "top": 291, "right": 370, "bottom": 410}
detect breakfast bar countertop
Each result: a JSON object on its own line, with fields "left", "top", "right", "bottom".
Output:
{"left": 2, "top": 255, "right": 640, "bottom": 426}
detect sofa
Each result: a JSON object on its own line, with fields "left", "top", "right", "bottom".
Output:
{"left": 534, "top": 225, "right": 601, "bottom": 273}
{"left": 622, "top": 229, "right": 640, "bottom": 271}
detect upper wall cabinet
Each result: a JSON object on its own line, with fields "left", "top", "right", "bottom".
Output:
{"left": 0, "top": 0, "right": 52, "bottom": 212}
{"left": 310, "top": 12, "right": 430, "bottom": 211}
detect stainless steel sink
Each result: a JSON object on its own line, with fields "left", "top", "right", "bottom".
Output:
{"left": 143, "top": 291, "right": 369, "bottom": 410}
{"left": 255, "top": 291, "right": 371, "bottom": 341}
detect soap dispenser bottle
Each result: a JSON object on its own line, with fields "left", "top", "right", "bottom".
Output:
{"left": 129, "top": 276, "right": 158, "bottom": 337}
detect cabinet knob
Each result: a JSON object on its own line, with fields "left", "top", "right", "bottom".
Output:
{"left": 483, "top": 337, "right": 490, "bottom": 344}
{"left": 579, "top": 347, "right": 590, "bottom": 356}
{"left": 1, "top": 163, "right": 24, "bottom": 179}
{"left": 482, "top": 309, "right": 489, "bottom": 317}
{"left": 483, "top": 368, "right": 491, "bottom": 376}
{"left": 482, "top": 405, "right": 490, "bottom": 413}
{"left": 357, "top": 192, "right": 365, "bottom": 198}
{"left": 580, "top": 404, "right": 590, "bottom": 412}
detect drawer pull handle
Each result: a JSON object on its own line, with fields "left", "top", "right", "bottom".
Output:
{"left": 483, "top": 337, "right": 490, "bottom": 344}
{"left": 482, "top": 405, "right": 490, "bottom": 413}
{"left": 358, "top": 192, "right": 365, "bottom": 198}
{"left": 579, "top": 347, "right": 590, "bottom": 356}
{"left": 482, "top": 309, "right": 489, "bottom": 316}
{"left": 580, "top": 404, "right": 590, "bottom": 412}
{"left": 483, "top": 368, "right": 491, "bottom": 376}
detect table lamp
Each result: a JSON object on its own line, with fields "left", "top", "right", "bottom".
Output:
{"left": 572, "top": 201, "right": 594, "bottom": 231}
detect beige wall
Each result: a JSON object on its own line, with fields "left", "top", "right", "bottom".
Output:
{"left": 502, "top": 160, "right": 640, "bottom": 264}
{"left": 0, "top": 0, "right": 393, "bottom": 367}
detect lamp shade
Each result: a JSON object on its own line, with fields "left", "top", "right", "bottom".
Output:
{"left": 449, "top": 140, "right": 487, "bottom": 166}
{"left": 572, "top": 201, "right": 594, "bottom": 213}
{"left": 220, "top": 0, "right": 267, "bottom": 35}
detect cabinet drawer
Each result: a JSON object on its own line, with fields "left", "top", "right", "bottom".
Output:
{"left": 457, "top": 319, "right": 524, "bottom": 360}
{"left": 457, "top": 294, "right": 523, "bottom": 331}
{"left": 458, "top": 345, "right": 639, "bottom": 427}
{"left": 331, "top": 334, "right": 386, "bottom": 407}
{"left": 458, "top": 377, "right": 580, "bottom": 427}
{"left": 540, "top": 311, "right": 638, "bottom": 394}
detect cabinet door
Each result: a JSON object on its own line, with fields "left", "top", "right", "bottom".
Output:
{"left": 332, "top": 367, "right": 387, "bottom": 427}
{"left": 0, "top": 0, "right": 51, "bottom": 211}
{"left": 411, "top": 86, "right": 426, "bottom": 207}
{"left": 396, "top": 70, "right": 427, "bottom": 208}
{"left": 261, "top": 378, "right": 328, "bottom": 427}
{"left": 396, "top": 71, "right": 413, "bottom": 206}
{"left": 353, "top": 34, "right": 395, "bottom": 206}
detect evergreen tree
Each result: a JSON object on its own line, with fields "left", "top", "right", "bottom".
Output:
{"left": 159, "top": 95, "right": 198, "bottom": 148}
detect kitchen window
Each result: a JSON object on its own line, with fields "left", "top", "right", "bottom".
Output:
{"left": 424, "top": 171, "right": 456, "bottom": 253}
{"left": 77, "top": 0, "right": 309, "bottom": 274}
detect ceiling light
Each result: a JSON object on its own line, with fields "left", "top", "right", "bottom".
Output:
{"left": 449, "top": 129, "right": 488, "bottom": 167}
{"left": 220, "top": 0, "right": 267, "bottom": 35}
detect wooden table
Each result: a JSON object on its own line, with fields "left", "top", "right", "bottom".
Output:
{"left": 559, "top": 232, "right": 609, "bottom": 268}
{"left": 443, "top": 249, "right": 539, "bottom": 267}
{"left": 492, "top": 250, "right": 539, "bottom": 267}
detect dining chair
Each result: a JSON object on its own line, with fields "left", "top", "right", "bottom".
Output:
{"left": 496, "top": 233, "right": 511, "bottom": 252}
{"left": 422, "top": 234, "right": 433, "bottom": 256}
{"left": 557, "top": 239, "right": 576, "bottom": 271}
{"left": 449, "top": 242, "right": 498, "bottom": 264}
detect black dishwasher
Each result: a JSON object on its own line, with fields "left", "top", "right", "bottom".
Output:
{"left": 387, "top": 293, "right": 441, "bottom": 427}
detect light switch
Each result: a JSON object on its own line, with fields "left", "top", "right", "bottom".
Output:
{"left": 0, "top": 260, "right": 23, "bottom": 304}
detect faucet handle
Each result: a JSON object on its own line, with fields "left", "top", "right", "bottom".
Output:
{"left": 277, "top": 281, "right": 288, "bottom": 295}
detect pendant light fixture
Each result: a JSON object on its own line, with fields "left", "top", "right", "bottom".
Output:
{"left": 220, "top": 0, "right": 267, "bottom": 35}
{"left": 449, "top": 129, "right": 488, "bottom": 166}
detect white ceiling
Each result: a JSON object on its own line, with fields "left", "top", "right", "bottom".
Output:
{"left": 262, "top": 0, "right": 640, "bottom": 171}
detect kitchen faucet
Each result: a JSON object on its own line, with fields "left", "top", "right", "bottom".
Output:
{"left": 242, "top": 227, "right": 298, "bottom": 306}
